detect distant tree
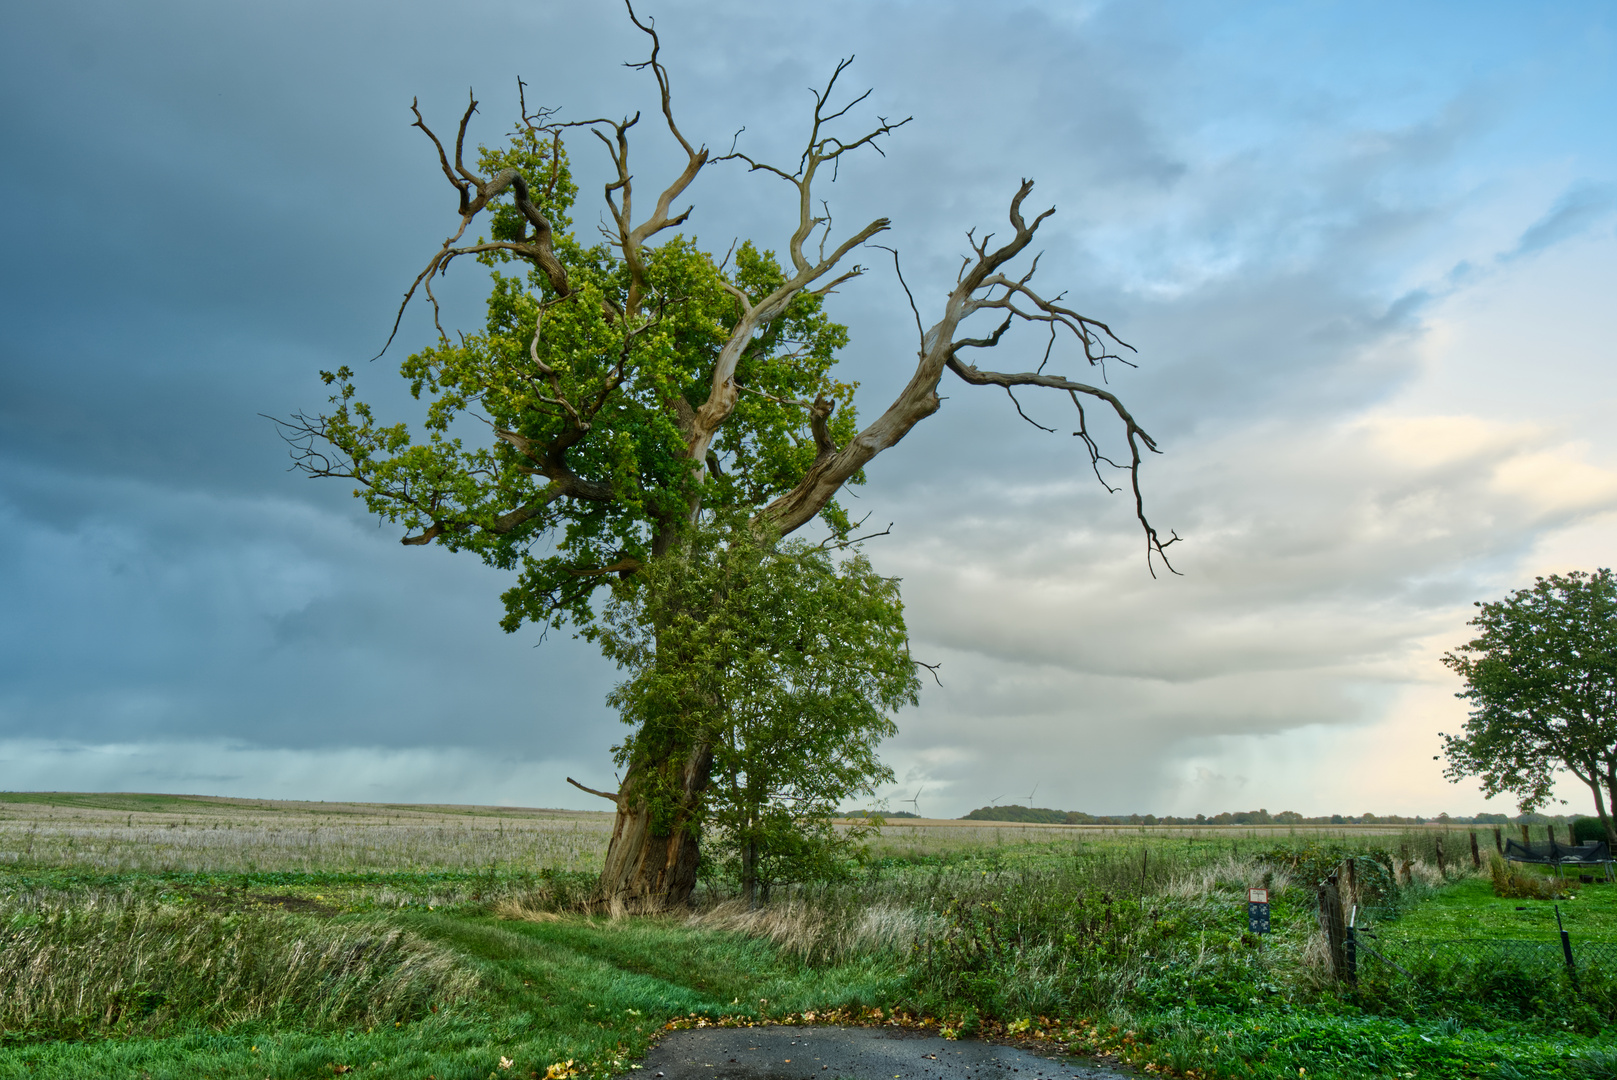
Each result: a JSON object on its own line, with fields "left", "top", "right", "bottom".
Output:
{"left": 279, "top": 5, "right": 1172, "bottom": 910}
{"left": 961, "top": 805, "right": 1069, "bottom": 824}
{"left": 593, "top": 521, "right": 918, "bottom": 907}
{"left": 1441, "top": 569, "right": 1617, "bottom": 846}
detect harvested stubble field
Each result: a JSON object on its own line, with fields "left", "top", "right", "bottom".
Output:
{"left": 0, "top": 792, "right": 615, "bottom": 874}
{"left": 0, "top": 794, "right": 1425, "bottom": 875}
{"left": 3, "top": 791, "right": 1615, "bottom": 1080}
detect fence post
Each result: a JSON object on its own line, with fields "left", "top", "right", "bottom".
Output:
{"left": 1435, "top": 836, "right": 1447, "bottom": 876}
{"left": 1556, "top": 904, "right": 1576, "bottom": 974}
{"left": 1494, "top": 826, "right": 1503, "bottom": 854}
{"left": 1470, "top": 831, "right": 1481, "bottom": 869}
{"left": 1317, "top": 874, "right": 1347, "bottom": 981}
{"left": 1521, "top": 822, "right": 1532, "bottom": 846}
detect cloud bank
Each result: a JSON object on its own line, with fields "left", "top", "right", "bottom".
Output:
{"left": 1, "top": 0, "right": 1615, "bottom": 816}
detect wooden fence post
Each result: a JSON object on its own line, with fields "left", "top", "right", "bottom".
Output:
{"left": 1435, "top": 835, "right": 1447, "bottom": 876}
{"left": 1494, "top": 826, "right": 1503, "bottom": 854}
{"left": 1317, "top": 873, "right": 1348, "bottom": 981}
{"left": 1470, "top": 831, "right": 1481, "bottom": 869}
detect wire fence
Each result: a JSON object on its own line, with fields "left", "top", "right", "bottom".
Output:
{"left": 1353, "top": 933, "right": 1617, "bottom": 979}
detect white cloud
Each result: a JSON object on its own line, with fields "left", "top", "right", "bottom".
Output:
{"left": 867, "top": 227, "right": 1617, "bottom": 817}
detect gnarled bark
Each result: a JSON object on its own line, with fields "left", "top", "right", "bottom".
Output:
{"left": 574, "top": 737, "right": 713, "bottom": 912}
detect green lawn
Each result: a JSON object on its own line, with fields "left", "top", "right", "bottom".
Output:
{"left": 1376, "top": 875, "right": 1617, "bottom": 942}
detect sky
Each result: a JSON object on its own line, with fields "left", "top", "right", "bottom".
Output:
{"left": 1, "top": 0, "right": 1615, "bottom": 818}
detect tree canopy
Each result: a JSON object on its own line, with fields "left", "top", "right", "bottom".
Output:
{"left": 279, "top": 5, "right": 1172, "bottom": 909}
{"left": 1441, "top": 569, "right": 1617, "bottom": 845}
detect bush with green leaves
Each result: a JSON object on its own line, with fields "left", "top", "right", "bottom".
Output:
{"left": 596, "top": 520, "right": 919, "bottom": 904}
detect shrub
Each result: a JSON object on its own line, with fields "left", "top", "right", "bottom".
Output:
{"left": 1572, "top": 817, "right": 1612, "bottom": 845}
{"left": 1488, "top": 851, "right": 1572, "bottom": 900}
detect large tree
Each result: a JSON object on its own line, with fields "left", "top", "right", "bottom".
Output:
{"left": 596, "top": 520, "right": 918, "bottom": 908}
{"left": 1441, "top": 569, "right": 1617, "bottom": 846}
{"left": 282, "top": 5, "right": 1174, "bottom": 910}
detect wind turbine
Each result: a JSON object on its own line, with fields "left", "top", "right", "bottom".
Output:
{"left": 1023, "top": 782, "right": 1039, "bottom": 807}
{"left": 903, "top": 787, "right": 924, "bottom": 818}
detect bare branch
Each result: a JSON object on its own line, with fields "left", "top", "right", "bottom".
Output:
{"left": 1005, "top": 387, "right": 1056, "bottom": 433}
{"left": 870, "top": 245, "right": 924, "bottom": 354}
{"left": 565, "top": 557, "right": 646, "bottom": 577}
{"left": 376, "top": 103, "right": 580, "bottom": 359}
{"left": 756, "top": 179, "right": 1177, "bottom": 576}
{"left": 818, "top": 520, "right": 893, "bottom": 552}
{"left": 567, "top": 776, "right": 622, "bottom": 804}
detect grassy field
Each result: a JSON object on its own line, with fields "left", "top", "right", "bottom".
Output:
{"left": 1382, "top": 874, "right": 1617, "bottom": 941}
{"left": 2, "top": 792, "right": 1615, "bottom": 1080}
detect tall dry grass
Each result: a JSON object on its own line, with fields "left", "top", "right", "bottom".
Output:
{"left": 0, "top": 891, "right": 477, "bottom": 1038}
{"left": 686, "top": 897, "right": 928, "bottom": 962}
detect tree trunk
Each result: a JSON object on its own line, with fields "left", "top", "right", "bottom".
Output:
{"left": 742, "top": 836, "right": 758, "bottom": 910}
{"left": 1601, "top": 767, "right": 1617, "bottom": 848}
{"left": 592, "top": 739, "right": 714, "bottom": 912}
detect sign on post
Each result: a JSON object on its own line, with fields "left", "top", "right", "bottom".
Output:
{"left": 1247, "top": 887, "right": 1270, "bottom": 934}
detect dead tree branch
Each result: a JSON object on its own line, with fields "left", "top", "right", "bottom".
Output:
{"left": 755, "top": 178, "right": 1178, "bottom": 575}
{"left": 567, "top": 777, "right": 623, "bottom": 804}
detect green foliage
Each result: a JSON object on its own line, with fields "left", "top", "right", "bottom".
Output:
{"left": 960, "top": 805, "right": 1071, "bottom": 824}
{"left": 309, "top": 125, "right": 863, "bottom": 635}
{"left": 1441, "top": 569, "right": 1617, "bottom": 831}
{"left": 596, "top": 521, "right": 919, "bottom": 898}
{"left": 1573, "top": 817, "right": 1608, "bottom": 845}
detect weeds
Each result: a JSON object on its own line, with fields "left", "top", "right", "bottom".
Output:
{"left": 1489, "top": 851, "right": 1576, "bottom": 900}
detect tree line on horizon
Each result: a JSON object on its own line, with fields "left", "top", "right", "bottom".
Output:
{"left": 949, "top": 805, "right": 1573, "bottom": 826}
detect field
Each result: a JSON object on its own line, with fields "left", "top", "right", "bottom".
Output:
{"left": 2, "top": 792, "right": 1615, "bottom": 1080}
{"left": 0, "top": 792, "right": 613, "bottom": 874}
{"left": 1384, "top": 875, "right": 1617, "bottom": 940}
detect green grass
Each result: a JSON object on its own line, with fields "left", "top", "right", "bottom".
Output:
{"left": 0, "top": 792, "right": 229, "bottom": 813}
{"left": 0, "top": 874, "right": 895, "bottom": 1080}
{"left": 1380, "top": 875, "right": 1617, "bottom": 942}
{"left": 5, "top": 806, "right": 1617, "bottom": 1079}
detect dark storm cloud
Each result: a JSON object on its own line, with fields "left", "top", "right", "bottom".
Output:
{"left": 2, "top": 0, "right": 1614, "bottom": 811}
{"left": 0, "top": 461, "right": 618, "bottom": 755}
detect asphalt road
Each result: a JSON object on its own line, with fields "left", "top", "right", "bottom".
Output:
{"left": 636, "top": 1026, "right": 1137, "bottom": 1080}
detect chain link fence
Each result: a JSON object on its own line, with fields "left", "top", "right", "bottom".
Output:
{"left": 1353, "top": 933, "right": 1617, "bottom": 980}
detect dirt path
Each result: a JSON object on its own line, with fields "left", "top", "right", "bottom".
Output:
{"left": 637, "top": 1026, "right": 1138, "bottom": 1080}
